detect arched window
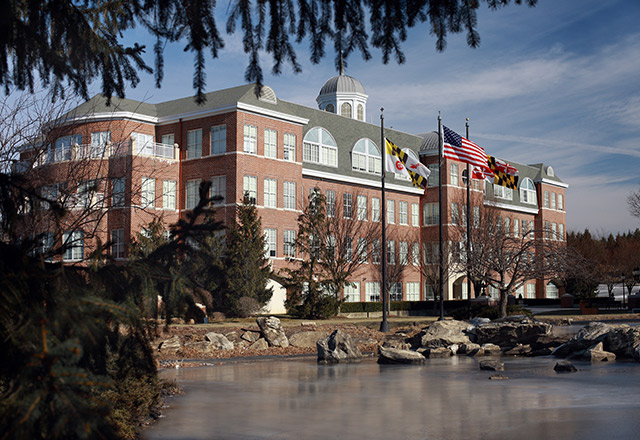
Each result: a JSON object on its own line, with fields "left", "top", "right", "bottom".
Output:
{"left": 351, "top": 138, "right": 380, "bottom": 174}
{"left": 519, "top": 178, "right": 537, "bottom": 205}
{"left": 303, "top": 127, "right": 338, "bottom": 167}
{"left": 357, "top": 104, "right": 364, "bottom": 121}
{"left": 546, "top": 282, "right": 559, "bottom": 299}
{"left": 325, "top": 104, "right": 335, "bottom": 113}
{"left": 341, "top": 102, "right": 352, "bottom": 118}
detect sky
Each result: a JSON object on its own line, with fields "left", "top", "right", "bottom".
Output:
{"left": 117, "top": 0, "right": 640, "bottom": 236}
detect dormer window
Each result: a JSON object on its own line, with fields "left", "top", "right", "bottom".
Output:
{"left": 351, "top": 138, "right": 381, "bottom": 174}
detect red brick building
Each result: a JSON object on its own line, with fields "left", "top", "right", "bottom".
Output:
{"left": 19, "top": 74, "right": 567, "bottom": 303}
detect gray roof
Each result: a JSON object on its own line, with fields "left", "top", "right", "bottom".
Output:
{"left": 319, "top": 75, "right": 366, "bottom": 96}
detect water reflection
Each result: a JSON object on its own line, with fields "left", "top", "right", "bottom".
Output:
{"left": 145, "top": 357, "right": 640, "bottom": 440}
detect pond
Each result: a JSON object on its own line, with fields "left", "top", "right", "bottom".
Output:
{"left": 144, "top": 356, "right": 640, "bottom": 440}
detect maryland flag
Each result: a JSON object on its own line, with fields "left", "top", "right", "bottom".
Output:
{"left": 385, "top": 138, "right": 430, "bottom": 191}
{"left": 487, "top": 156, "right": 519, "bottom": 190}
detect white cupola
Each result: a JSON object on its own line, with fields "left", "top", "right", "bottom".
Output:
{"left": 316, "top": 58, "right": 368, "bottom": 121}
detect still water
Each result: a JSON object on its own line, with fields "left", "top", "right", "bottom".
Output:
{"left": 145, "top": 356, "right": 640, "bottom": 440}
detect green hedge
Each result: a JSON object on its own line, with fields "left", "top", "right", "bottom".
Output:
{"left": 340, "top": 301, "right": 433, "bottom": 313}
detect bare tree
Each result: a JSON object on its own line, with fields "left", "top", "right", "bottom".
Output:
{"left": 463, "top": 202, "right": 566, "bottom": 318}
{"left": 628, "top": 186, "right": 640, "bottom": 220}
{"left": 418, "top": 239, "right": 464, "bottom": 302}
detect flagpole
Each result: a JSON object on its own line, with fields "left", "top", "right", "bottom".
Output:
{"left": 437, "top": 113, "right": 444, "bottom": 320}
{"left": 465, "top": 119, "right": 472, "bottom": 305}
{"left": 379, "top": 108, "right": 389, "bottom": 333}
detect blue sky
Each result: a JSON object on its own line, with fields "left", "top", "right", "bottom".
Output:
{"left": 118, "top": 0, "right": 640, "bottom": 235}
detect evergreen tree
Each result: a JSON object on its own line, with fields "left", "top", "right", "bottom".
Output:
{"left": 220, "top": 196, "right": 273, "bottom": 317}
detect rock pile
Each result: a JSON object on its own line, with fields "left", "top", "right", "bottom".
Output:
{"left": 552, "top": 321, "right": 640, "bottom": 361}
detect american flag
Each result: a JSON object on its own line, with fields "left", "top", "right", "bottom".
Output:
{"left": 442, "top": 125, "right": 491, "bottom": 173}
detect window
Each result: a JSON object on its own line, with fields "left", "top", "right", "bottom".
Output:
{"left": 187, "top": 129, "right": 202, "bottom": 159}
{"left": 243, "top": 124, "right": 257, "bottom": 154}
{"left": 411, "top": 203, "right": 419, "bottom": 226}
{"left": 450, "top": 163, "right": 459, "bottom": 186}
{"left": 132, "top": 132, "right": 154, "bottom": 156}
{"left": 412, "top": 242, "right": 420, "bottom": 266}
{"left": 406, "top": 282, "right": 420, "bottom": 301}
{"left": 387, "top": 240, "right": 396, "bottom": 265}
{"left": 494, "top": 184, "right": 513, "bottom": 200}
{"left": 284, "top": 133, "right": 296, "bottom": 161}
{"left": 111, "top": 229, "right": 124, "bottom": 259}
{"left": 283, "top": 181, "right": 296, "bottom": 210}
{"left": 326, "top": 190, "right": 336, "bottom": 217}
{"left": 545, "top": 221, "right": 551, "bottom": 239}
{"left": 427, "top": 164, "right": 439, "bottom": 187}
{"left": 284, "top": 230, "right": 296, "bottom": 257}
{"left": 357, "top": 104, "right": 364, "bottom": 121}
{"left": 54, "top": 134, "right": 81, "bottom": 161}
{"left": 89, "top": 131, "right": 110, "bottom": 158}
{"left": 210, "top": 125, "right": 226, "bottom": 155}
{"left": 473, "top": 206, "right": 480, "bottom": 227}
{"left": 390, "top": 283, "right": 403, "bottom": 301}
{"left": 344, "top": 283, "right": 360, "bottom": 302}
{"left": 559, "top": 223, "right": 564, "bottom": 241}
{"left": 399, "top": 241, "right": 409, "bottom": 265}
{"left": 243, "top": 175, "right": 257, "bottom": 204}
{"left": 210, "top": 176, "right": 226, "bottom": 205}
{"left": 423, "top": 203, "right": 439, "bottom": 225}
{"left": 351, "top": 138, "right": 381, "bottom": 174}
{"left": 141, "top": 177, "right": 156, "bottom": 208}
{"left": 552, "top": 222, "right": 557, "bottom": 240}
{"left": 399, "top": 201, "right": 408, "bottom": 225}
{"left": 63, "top": 230, "right": 84, "bottom": 261}
{"left": 424, "top": 284, "right": 436, "bottom": 300}
{"left": 558, "top": 194, "right": 564, "bottom": 211}
{"left": 161, "top": 133, "right": 174, "bottom": 146}
{"left": 264, "top": 228, "right": 277, "bottom": 258}
{"left": 387, "top": 200, "right": 395, "bottom": 224}
{"left": 504, "top": 217, "right": 511, "bottom": 236}
{"left": 344, "top": 236, "right": 353, "bottom": 262}
{"left": 264, "top": 128, "right": 277, "bottom": 158}
{"left": 371, "top": 240, "right": 381, "bottom": 264}
{"left": 513, "top": 218, "right": 520, "bottom": 237}
{"left": 357, "top": 195, "right": 367, "bottom": 221}
{"left": 519, "top": 178, "right": 537, "bottom": 205}
{"left": 546, "top": 282, "right": 559, "bottom": 299}
{"left": 343, "top": 193, "right": 353, "bottom": 218}
{"left": 544, "top": 190, "right": 549, "bottom": 208}
{"left": 341, "top": 102, "right": 352, "bottom": 118}
{"left": 77, "top": 180, "right": 99, "bottom": 209}
{"left": 372, "top": 197, "right": 380, "bottom": 222}
{"left": 451, "top": 202, "right": 459, "bottom": 225}
{"left": 526, "top": 283, "right": 536, "bottom": 299}
{"left": 551, "top": 192, "right": 556, "bottom": 210}
{"left": 264, "top": 178, "right": 277, "bottom": 208}
{"left": 112, "top": 178, "right": 125, "bottom": 207}
{"left": 357, "top": 238, "right": 368, "bottom": 263}
{"left": 186, "top": 179, "right": 199, "bottom": 210}
{"left": 325, "top": 104, "right": 335, "bottom": 113}
{"left": 163, "top": 180, "right": 177, "bottom": 210}
{"left": 303, "top": 127, "right": 337, "bottom": 167}
{"left": 366, "top": 282, "right": 380, "bottom": 302}
{"left": 522, "top": 219, "right": 529, "bottom": 238}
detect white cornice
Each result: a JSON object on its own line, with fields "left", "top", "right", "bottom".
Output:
{"left": 535, "top": 178, "right": 569, "bottom": 189}
{"left": 302, "top": 168, "right": 424, "bottom": 195}
{"left": 61, "top": 111, "right": 158, "bottom": 125}
{"left": 485, "top": 200, "right": 540, "bottom": 215}
{"left": 236, "top": 102, "right": 309, "bottom": 125}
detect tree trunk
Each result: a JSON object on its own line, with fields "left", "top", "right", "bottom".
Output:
{"left": 499, "top": 288, "right": 508, "bottom": 318}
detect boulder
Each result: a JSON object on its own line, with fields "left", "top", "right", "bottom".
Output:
{"left": 481, "top": 343, "right": 502, "bottom": 356}
{"left": 479, "top": 360, "right": 504, "bottom": 371}
{"left": 289, "top": 331, "right": 327, "bottom": 348}
{"left": 158, "top": 335, "right": 182, "bottom": 354}
{"left": 378, "top": 346, "right": 426, "bottom": 364}
{"left": 414, "top": 320, "right": 472, "bottom": 348}
{"left": 184, "top": 341, "right": 216, "bottom": 354}
{"left": 241, "top": 330, "right": 261, "bottom": 343}
{"left": 458, "top": 343, "right": 483, "bottom": 356}
{"left": 449, "top": 344, "right": 460, "bottom": 355}
{"left": 554, "top": 360, "right": 577, "bottom": 373}
{"left": 224, "top": 331, "right": 240, "bottom": 343}
{"left": 469, "top": 317, "right": 491, "bottom": 327}
{"left": 256, "top": 316, "right": 289, "bottom": 348}
{"left": 382, "top": 340, "right": 412, "bottom": 351}
{"left": 552, "top": 322, "right": 611, "bottom": 358}
{"left": 503, "top": 344, "right": 532, "bottom": 356}
{"left": 249, "top": 338, "right": 269, "bottom": 350}
{"left": 489, "top": 374, "right": 509, "bottom": 380}
{"left": 605, "top": 326, "right": 640, "bottom": 360}
{"left": 473, "top": 316, "right": 552, "bottom": 347}
{"left": 204, "top": 332, "right": 234, "bottom": 350}
{"left": 584, "top": 342, "right": 616, "bottom": 362}
{"left": 317, "top": 330, "right": 363, "bottom": 364}
{"left": 423, "top": 347, "right": 453, "bottom": 358}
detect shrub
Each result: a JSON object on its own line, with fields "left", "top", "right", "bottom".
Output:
{"left": 450, "top": 304, "right": 534, "bottom": 320}
{"left": 237, "top": 296, "right": 261, "bottom": 317}
{"left": 212, "top": 311, "right": 226, "bottom": 322}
